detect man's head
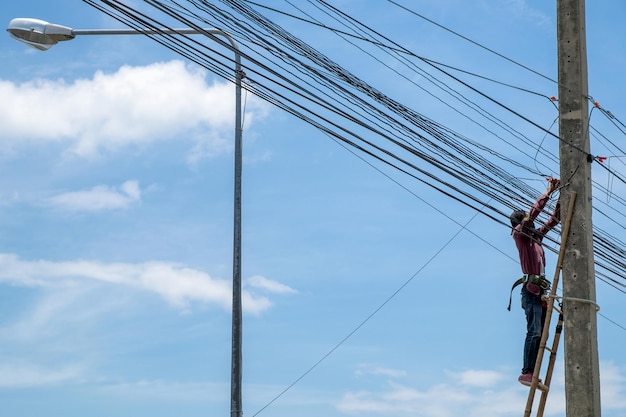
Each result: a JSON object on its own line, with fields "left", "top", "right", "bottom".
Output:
{"left": 510, "top": 210, "right": 526, "bottom": 228}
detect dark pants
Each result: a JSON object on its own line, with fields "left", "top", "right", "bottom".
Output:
{"left": 521, "top": 289, "right": 547, "bottom": 374}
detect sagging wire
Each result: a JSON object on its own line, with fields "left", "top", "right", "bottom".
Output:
{"left": 82, "top": 0, "right": 626, "bottom": 297}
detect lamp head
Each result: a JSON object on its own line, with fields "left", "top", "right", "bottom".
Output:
{"left": 7, "top": 18, "right": 75, "bottom": 51}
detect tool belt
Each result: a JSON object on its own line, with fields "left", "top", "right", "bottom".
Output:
{"left": 507, "top": 274, "right": 551, "bottom": 311}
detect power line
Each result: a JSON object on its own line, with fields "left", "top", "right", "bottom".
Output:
{"left": 385, "top": 0, "right": 559, "bottom": 85}
{"left": 82, "top": 0, "right": 626, "bottom": 301}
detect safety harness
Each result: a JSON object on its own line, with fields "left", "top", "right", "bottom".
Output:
{"left": 507, "top": 274, "right": 552, "bottom": 311}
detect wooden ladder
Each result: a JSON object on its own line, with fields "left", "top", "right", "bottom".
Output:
{"left": 523, "top": 192, "right": 576, "bottom": 417}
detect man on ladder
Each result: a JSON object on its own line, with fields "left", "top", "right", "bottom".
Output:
{"left": 509, "top": 178, "right": 561, "bottom": 386}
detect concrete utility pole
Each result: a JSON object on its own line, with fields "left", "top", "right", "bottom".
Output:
{"left": 556, "top": 1, "right": 601, "bottom": 416}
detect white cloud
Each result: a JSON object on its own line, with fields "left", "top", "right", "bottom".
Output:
{"left": 121, "top": 180, "right": 141, "bottom": 200}
{"left": 0, "top": 360, "right": 84, "bottom": 388}
{"left": 445, "top": 368, "right": 505, "bottom": 387}
{"left": 45, "top": 180, "right": 142, "bottom": 211}
{"left": 0, "top": 253, "right": 290, "bottom": 314}
{"left": 504, "top": 0, "right": 552, "bottom": 27}
{"left": 246, "top": 275, "right": 298, "bottom": 294}
{"left": 355, "top": 363, "right": 407, "bottom": 378}
{"left": 601, "top": 361, "right": 626, "bottom": 411}
{"left": 336, "top": 362, "right": 626, "bottom": 417}
{"left": 96, "top": 379, "right": 228, "bottom": 403}
{"left": 0, "top": 60, "right": 268, "bottom": 158}
{"left": 336, "top": 371, "right": 521, "bottom": 416}
{"left": 0, "top": 284, "right": 122, "bottom": 344}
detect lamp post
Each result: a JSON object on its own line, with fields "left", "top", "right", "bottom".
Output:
{"left": 7, "top": 17, "right": 244, "bottom": 417}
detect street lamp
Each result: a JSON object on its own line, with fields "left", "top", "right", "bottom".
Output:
{"left": 7, "top": 17, "right": 245, "bottom": 417}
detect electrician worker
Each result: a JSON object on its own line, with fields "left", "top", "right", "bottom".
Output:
{"left": 509, "top": 177, "right": 561, "bottom": 386}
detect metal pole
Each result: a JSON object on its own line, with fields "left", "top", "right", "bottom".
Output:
{"left": 230, "top": 39, "right": 244, "bottom": 417}
{"left": 556, "top": 1, "right": 601, "bottom": 416}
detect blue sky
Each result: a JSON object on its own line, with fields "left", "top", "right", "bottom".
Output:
{"left": 1, "top": 1, "right": 626, "bottom": 417}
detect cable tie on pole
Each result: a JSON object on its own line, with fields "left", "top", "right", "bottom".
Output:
{"left": 552, "top": 295, "right": 600, "bottom": 312}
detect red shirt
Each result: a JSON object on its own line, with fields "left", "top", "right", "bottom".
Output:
{"left": 512, "top": 193, "right": 560, "bottom": 276}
